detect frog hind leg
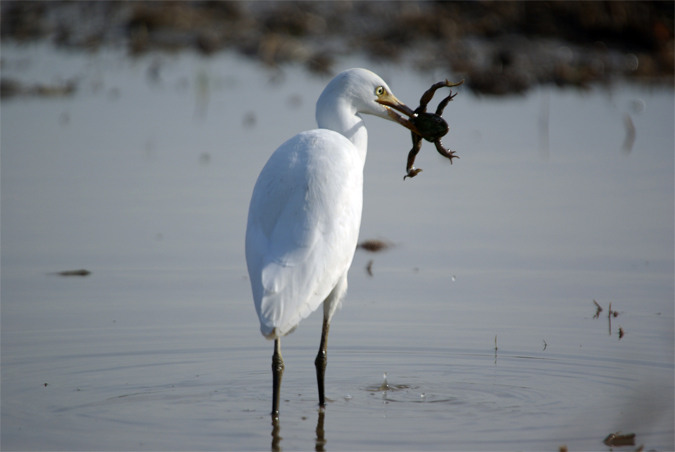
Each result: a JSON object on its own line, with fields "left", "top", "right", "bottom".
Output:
{"left": 404, "top": 133, "right": 424, "bottom": 180}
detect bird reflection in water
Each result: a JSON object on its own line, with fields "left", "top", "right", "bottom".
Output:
{"left": 270, "top": 410, "right": 326, "bottom": 452}
{"left": 271, "top": 417, "right": 282, "bottom": 452}
{"left": 315, "top": 410, "right": 326, "bottom": 451}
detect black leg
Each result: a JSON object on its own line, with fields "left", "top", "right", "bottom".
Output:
{"left": 314, "top": 319, "right": 330, "bottom": 407}
{"left": 272, "top": 338, "right": 284, "bottom": 419}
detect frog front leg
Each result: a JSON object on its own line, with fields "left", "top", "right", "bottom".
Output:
{"left": 433, "top": 139, "right": 459, "bottom": 164}
{"left": 435, "top": 90, "right": 458, "bottom": 116}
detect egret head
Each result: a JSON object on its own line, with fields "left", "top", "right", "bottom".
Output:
{"left": 316, "top": 68, "right": 419, "bottom": 134}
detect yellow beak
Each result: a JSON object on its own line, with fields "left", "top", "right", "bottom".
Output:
{"left": 376, "top": 94, "right": 420, "bottom": 135}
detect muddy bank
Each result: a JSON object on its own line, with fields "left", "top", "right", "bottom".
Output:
{"left": 1, "top": 1, "right": 673, "bottom": 95}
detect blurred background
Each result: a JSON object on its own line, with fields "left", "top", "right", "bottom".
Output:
{"left": 2, "top": 1, "right": 673, "bottom": 95}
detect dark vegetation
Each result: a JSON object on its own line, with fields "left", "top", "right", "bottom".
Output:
{"left": 2, "top": 1, "right": 673, "bottom": 94}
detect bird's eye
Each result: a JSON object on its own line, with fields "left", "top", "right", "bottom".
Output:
{"left": 375, "top": 86, "right": 385, "bottom": 96}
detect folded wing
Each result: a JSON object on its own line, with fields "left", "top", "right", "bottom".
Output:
{"left": 245, "top": 130, "right": 363, "bottom": 338}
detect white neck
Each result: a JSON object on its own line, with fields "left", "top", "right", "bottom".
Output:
{"left": 316, "top": 97, "right": 368, "bottom": 165}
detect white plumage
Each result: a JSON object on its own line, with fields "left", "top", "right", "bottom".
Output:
{"left": 246, "top": 129, "right": 362, "bottom": 338}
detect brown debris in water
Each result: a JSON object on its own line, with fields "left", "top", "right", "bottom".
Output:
{"left": 603, "top": 431, "right": 636, "bottom": 447}
{"left": 358, "top": 239, "right": 392, "bottom": 253}
{"left": 1, "top": 78, "right": 76, "bottom": 99}
{"left": 592, "top": 300, "right": 627, "bottom": 338}
{"left": 365, "top": 259, "right": 374, "bottom": 277}
{"left": 52, "top": 269, "right": 91, "bottom": 277}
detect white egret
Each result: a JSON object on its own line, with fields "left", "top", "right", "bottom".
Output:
{"left": 245, "top": 68, "right": 417, "bottom": 417}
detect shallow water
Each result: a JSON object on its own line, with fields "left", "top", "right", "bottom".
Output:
{"left": 1, "top": 43, "right": 673, "bottom": 451}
